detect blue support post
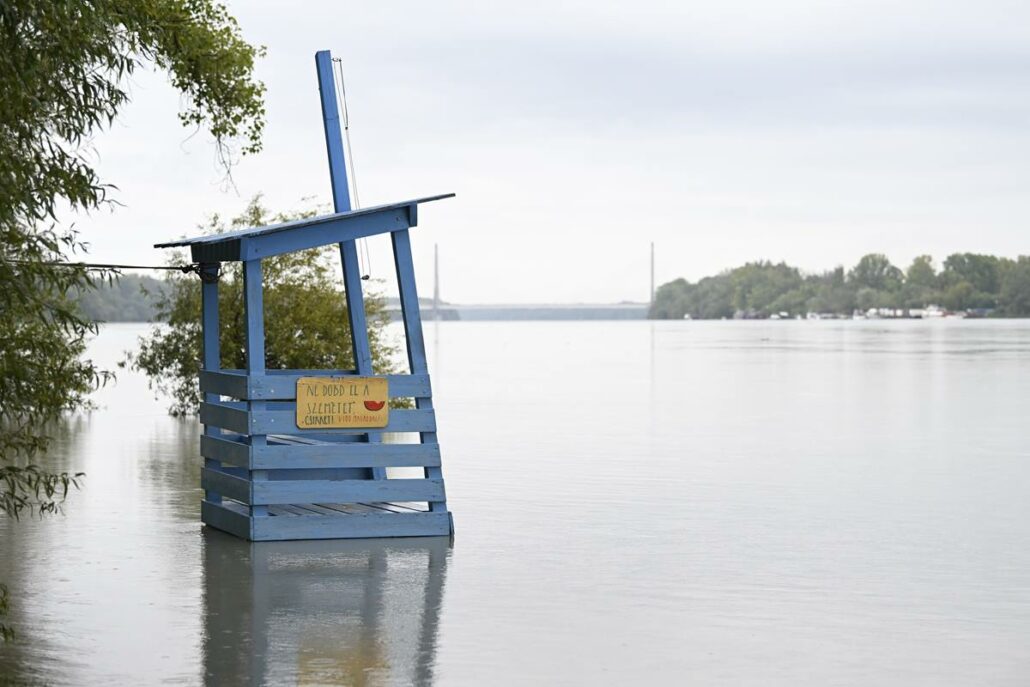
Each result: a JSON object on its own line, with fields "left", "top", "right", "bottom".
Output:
{"left": 201, "top": 263, "right": 222, "bottom": 504}
{"left": 244, "top": 259, "right": 268, "bottom": 519}
{"left": 393, "top": 229, "right": 449, "bottom": 518}
{"left": 314, "top": 51, "right": 351, "bottom": 215}
{"left": 315, "top": 50, "right": 385, "bottom": 479}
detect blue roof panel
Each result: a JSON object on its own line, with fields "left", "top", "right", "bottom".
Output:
{"left": 155, "top": 194, "right": 454, "bottom": 249}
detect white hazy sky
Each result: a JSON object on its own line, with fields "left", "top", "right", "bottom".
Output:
{"left": 74, "top": 0, "right": 1030, "bottom": 304}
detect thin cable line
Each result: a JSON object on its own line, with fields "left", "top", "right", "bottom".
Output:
{"left": 332, "top": 59, "right": 362, "bottom": 209}
{"left": 333, "top": 57, "right": 372, "bottom": 280}
{"left": 2, "top": 260, "right": 197, "bottom": 272}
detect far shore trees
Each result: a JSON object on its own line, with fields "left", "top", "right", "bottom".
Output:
{"left": 651, "top": 253, "right": 1030, "bottom": 319}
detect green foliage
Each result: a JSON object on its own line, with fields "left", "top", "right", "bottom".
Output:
{"left": 0, "top": 0, "right": 263, "bottom": 492}
{"left": 129, "top": 197, "right": 403, "bottom": 416}
{"left": 0, "top": 465, "right": 83, "bottom": 518}
{"left": 651, "top": 253, "right": 1030, "bottom": 319}
{"left": 939, "top": 253, "right": 1003, "bottom": 309}
{"left": 899, "top": 256, "right": 938, "bottom": 308}
{"left": 0, "top": 0, "right": 265, "bottom": 491}
{"left": 730, "top": 262, "right": 805, "bottom": 316}
{"left": 0, "top": 0, "right": 265, "bottom": 227}
{"left": 0, "top": 244, "right": 109, "bottom": 459}
{"left": 0, "top": 0, "right": 264, "bottom": 640}
{"left": 999, "top": 257, "right": 1030, "bottom": 316}
{"left": 906, "top": 255, "right": 937, "bottom": 288}
{"left": 849, "top": 253, "right": 904, "bottom": 291}
{"left": 941, "top": 253, "right": 1001, "bottom": 293}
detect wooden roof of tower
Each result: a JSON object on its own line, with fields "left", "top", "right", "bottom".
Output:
{"left": 155, "top": 193, "right": 454, "bottom": 262}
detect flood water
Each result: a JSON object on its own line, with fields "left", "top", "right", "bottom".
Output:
{"left": 2, "top": 320, "right": 1030, "bottom": 685}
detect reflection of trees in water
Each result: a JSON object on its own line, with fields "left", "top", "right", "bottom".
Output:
{"left": 2, "top": 410, "right": 201, "bottom": 523}
{"left": 0, "top": 414, "right": 92, "bottom": 685}
{"left": 202, "top": 530, "right": 451, "bottom": 686}
{"left": 134, "top": 417, "right": 202, "bottom": 521}
{"left": 0, "top": 523, "right": 75, "bottom": 683}
{"left": 0, "top": 414, "right": 88, "bottom": 474}
{"left": 0, "top": 412, "right": 202, "bottom": 682}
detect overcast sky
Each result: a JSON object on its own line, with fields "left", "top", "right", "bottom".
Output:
{"left": 74, "top": 0, "right": 1030, "bottom": 303}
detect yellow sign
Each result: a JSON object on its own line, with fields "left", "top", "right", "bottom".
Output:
{"left": 295, "top": 377, "right": 389, "bottom": 429}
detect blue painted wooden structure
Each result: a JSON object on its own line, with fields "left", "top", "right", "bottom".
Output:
{"left": 155, "top": 50, "right": 453, "bottom": 541}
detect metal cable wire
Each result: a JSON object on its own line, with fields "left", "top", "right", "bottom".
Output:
{"left": 332, "top": 57, "right": 372, "bottom": 280}
{"left": 3, "top": 260, "right": 196, "bottom": 272}
{"left": 1, "top": 260, "right": 218, "bottom": 282}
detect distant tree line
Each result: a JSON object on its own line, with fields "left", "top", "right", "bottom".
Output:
{"left": 74, "top": 274, "right": 168, "bottom": 322}
{"left": 651, "top": 253, "right": 1030, "bottom": 319}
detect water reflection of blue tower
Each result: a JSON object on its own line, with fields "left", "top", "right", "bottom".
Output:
{"left": 202, "top": 530, "right": 449, "bottom": 685}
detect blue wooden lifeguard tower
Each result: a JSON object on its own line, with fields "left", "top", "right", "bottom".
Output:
{"left": 156, "top": 51, "right": 453, "bottom": 541}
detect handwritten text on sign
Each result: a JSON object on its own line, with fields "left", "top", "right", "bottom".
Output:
{"left": 295, "top": 377, "right": 389, "bottom": 429}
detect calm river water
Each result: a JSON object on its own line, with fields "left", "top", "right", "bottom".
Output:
{"left": 1, "top": 320, "right": 1030, "bottom": 685}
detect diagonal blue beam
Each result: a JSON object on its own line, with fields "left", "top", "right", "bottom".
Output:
{"left": 316, "top": 49, "right": 384, "bottom": 479}
{"left": 316, "top": 50, "right": 373, "bottom": 375}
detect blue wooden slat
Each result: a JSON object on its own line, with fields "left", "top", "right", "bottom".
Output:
{"left": 367, "top": 435, "right": 387, "bottom": 481}
{"left": 156, "top": 195, "right": 451, "bottom": 249}
{"left": 261, "top": 443, "right": 440, "bottom": 470}
{"left": 299, "top": 503, "right": 349, "bottom": 517}
{"left": 265, "top": 369, "right": 355, "bottom": 375}
{"left": 266, "top": 468, "right": 368, "bottom": 481}
{"left": 201, "top": 468, "right": 251, "bottom": 504}
{"left": 200, "top": 371, "right": 431, "bottom": 401}
{"left": 201, "top": 265, "right": 222, "bottom": 504}
{"left": 340, "top": 240, "right": 373, "bottom": 374}
{"left": 393, "top": 228, "right": 449, "bottom": 517}
{"left": 257, "top": 373, "right": 430, "bottom": 400}
{"left": 244, "top": 260, "right": 265, "bottom": 371}
{"left": 198, "top": 402, "right": 436, "bottom": 435}
{"left": 201, "top": 500, "right": 253, "bottom": 540}
{"left": 392, "top": 229, "right": 429, "bottom": 377}
{"left": 199, "top": 402, "right": 250, "bottom": 434}
{"left": 252, "top": 511, "right": 451, "bottom": 541}
{"left": 240, "top": 210, "right": 411, "bottom": 261}
{"left": 199, "top": 369, "right": 248, "bottom": 399}
{"left": 158, "top": 199, "right": 454, "bottom": 262}
{"left": 201, "top": 434, "right": 441, "bottom": 470}
{"left": 199, "top": 434, "right": 251, "bottom": 468}
{"left": 337, "top": 236, "right": 383, "bottom": 471}
{"left": 252, "top": 478, "right": 444, "bottom": 506}
{"left": 270, "top": 433, "right": 363, "bottom": 445}
{"left": 243, "top": 259, "right": 269, "bottom": 518}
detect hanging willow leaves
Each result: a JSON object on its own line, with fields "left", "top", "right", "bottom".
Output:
{"left": 0, "top": 0, "right": 265, "bottom": 640}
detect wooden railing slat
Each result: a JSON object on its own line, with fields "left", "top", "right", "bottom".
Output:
{"left": 200, "top": 371, "right": 431, "bottom": 400}
{"left": 252, "top": 477, "right": 444, "bottom": 506}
